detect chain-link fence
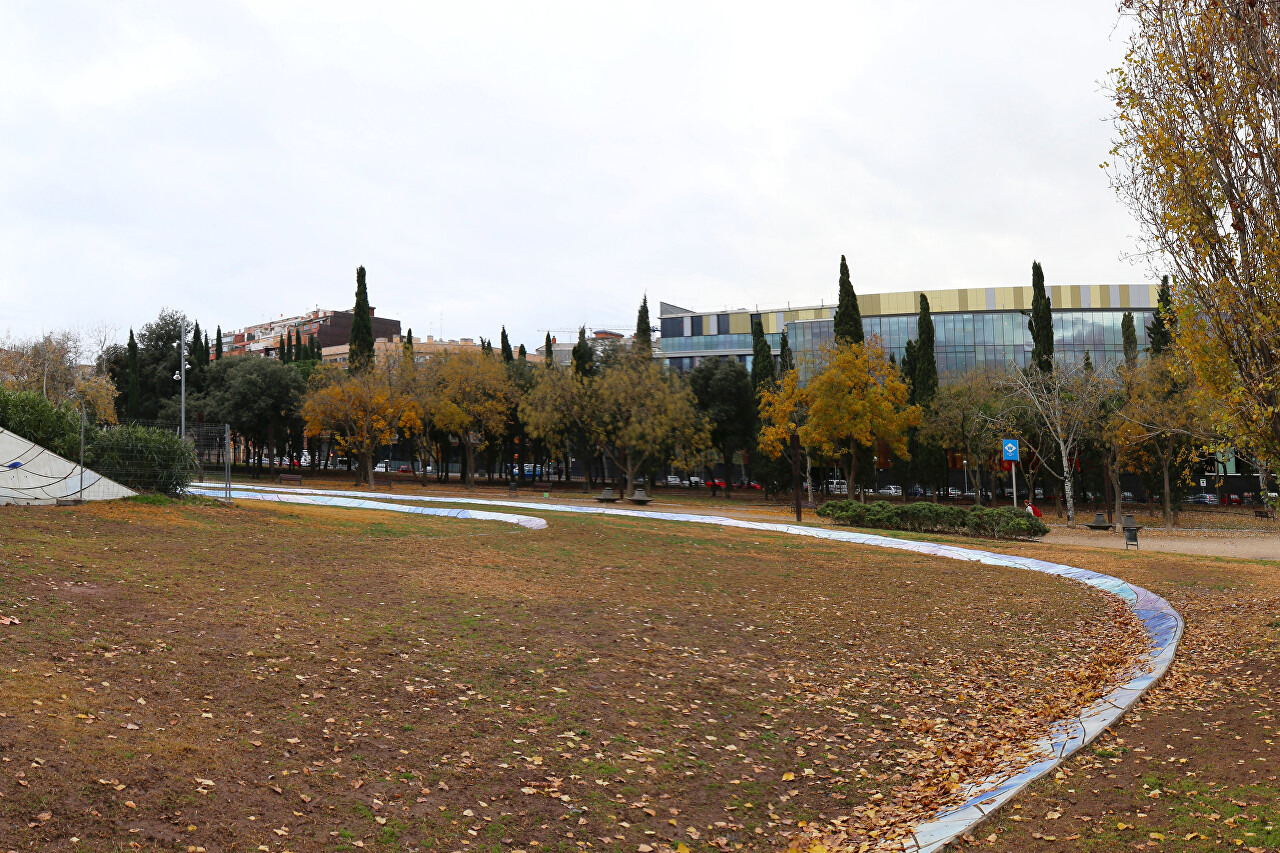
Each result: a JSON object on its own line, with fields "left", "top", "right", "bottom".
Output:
{"left": 87, "top": 420, "right": 231, "bottom": 499}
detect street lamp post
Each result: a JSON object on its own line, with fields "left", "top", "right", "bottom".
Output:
{"left": 172, "top": 319, "right": 188, "bottom": 440}
{"left": 963, "top": 459, "right": 969, "bottom": 500}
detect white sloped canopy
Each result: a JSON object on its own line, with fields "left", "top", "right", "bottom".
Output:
{"left": 0, "top": 428, "right": 136, "bottom": 506}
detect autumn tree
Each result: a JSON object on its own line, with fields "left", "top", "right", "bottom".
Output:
{"left": 1112, "top": 1, "right": 1280, "bottom": 468}
{"left": 302, "top": 363, "right": 414, "bottom": 487}
{"left": 804, "top": 340, "right": 920, "bottom": 501}
{"left": 520, "top": 365, "right": 593, "bottom": 490}
{"left": 1122, "top": 354, "right": 1202, "bottom": 529}
{"left": 418, "top": 348, "right": 516, "bottom": 488}
{"left": 586, "top": 358, "right": 707, "bottom": 496}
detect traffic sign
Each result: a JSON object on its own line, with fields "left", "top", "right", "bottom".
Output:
{"left": 1002, "top": 439, "right": 1020, "bottom": 462}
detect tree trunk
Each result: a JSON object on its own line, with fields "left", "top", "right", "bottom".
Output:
{"left": 362, "top": 449, "right": 374, "bottom": 488}
{"left": 1162, "top": 454, "right": 1173, "bottom": 531}
{"left": 1112, "top": 453, "right": 1123, "bottom": 528}
{"left": 463, "top": 441, "right": 476, "bottom": 489}
{"left": 1059, "top": 443, "right": 1077, "bottom": 526}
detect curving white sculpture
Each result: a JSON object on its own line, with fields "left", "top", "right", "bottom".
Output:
{"left": 0, "top": 427, "right": 136, "bottom": 506}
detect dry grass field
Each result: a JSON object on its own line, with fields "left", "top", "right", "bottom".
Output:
{"left": 0, "top": 496, "right": 1143, "bottom": 853}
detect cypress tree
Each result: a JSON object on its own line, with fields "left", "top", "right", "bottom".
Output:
{"left": 912, "top": 295, "right": 938, "bottom": 403}
{"left": 403, "top": 328, "right": 415, "bottom": 363}
{"left": 518, "top": 344, "right": 527, "bottom": 361}
{"left": 189, "top": 320, "right": 203, "bottom": 368}
{"left": 350, "top": 265, "right": 375, "bottom": 371}
{"left": 571, "top": 327, "right": 595, "bottom": 377}
{"left": 284, "top": 328, "right": 293, "bottom": 364}
{"left": 833, "top": 255, "right": 864, "bottom": 344}
{"left": 1121, "top": 311, "right": 1138, "bottom": 368}
{"left": 202, "top": 332, "right": 210, "bottom": 368}
{"left": 1083, "top": 350, "right": 1095, "bottom": 372}
{"left": 634, "top": 295, "right": 652, "bottom": 354}
{"left": 544, "top": 332, "right": 555, "bottom": 368}
{"left": 215, "top": 325, "right": 223, "bottom": 360}
{"left": 1147, "top": 274, "right": 1175, "bottom": 355}
{"left": 309, "top": 334, "right": 320, "bottom": 361}
{"left": 125, "top": 329, "right": 141, "bottom": 421}
{"left": 750, "top": 320, "right": 776, "bottom": 391}
{"left": 1028, "top": 260, "right": 1054, "bottom": 372}
{"left": 907, "top": 295, "right": 943, "bottom": 498}
{"left": 778, "top": 329, "right": 794, "bottom": 375}
{"left": 500, "top": 327, "right": 514, "bottom": 362}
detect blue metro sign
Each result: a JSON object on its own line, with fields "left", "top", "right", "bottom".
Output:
{"left": 1002, "top": 439, "right": 1020, "bottom": 462}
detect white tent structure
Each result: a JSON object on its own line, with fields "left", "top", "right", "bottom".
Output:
{"left": 0, "top": 427, "right": 135, "bottom": 506}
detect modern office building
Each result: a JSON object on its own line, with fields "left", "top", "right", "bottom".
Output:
{"left": 657, "top": 283, "right": 1159, "bottom": 374}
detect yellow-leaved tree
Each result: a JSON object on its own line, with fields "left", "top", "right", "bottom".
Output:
{"left": 302, "top": 364, "right": 417, "bottom": 487}
{"left": 766, "top": 340, "right": 920, "bottom": 501}
{"left": 1112, "top": 0, "right": 1280, "bottom": 468}
{"left": 418, "top": 348, "right": 516, "bottom": 488}
{"left": 586, "top": 357, "right": 708, "bottom": 497}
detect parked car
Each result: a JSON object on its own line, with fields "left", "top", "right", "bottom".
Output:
{"left": 878, "top": 485, "right": 903, "bottom": 497}
{"left": 908, "top": 485, "right": 924, "bottom": 497}
{"left": 398, "top": 465, "right": 412, "bottom": 474}
{"left": 1121, "top": 491, "right": 1135, "bottom": 502}
{"left": 1186, "top": 493, "right": 1219, "bottom": 505}
{"left": 688, "top": 475, "right": 703, "bottom": 487}
{"left": 735, "top": 479, "right": 762, "bottom": 490}
{"left": 666, "top": 475, "right": 683, "bottom": 487}
{"left": 826, "top": 479, "right": 848, "bottom": 495}
{"left": 373, "top": 461, "right": 390, "bottom": 472}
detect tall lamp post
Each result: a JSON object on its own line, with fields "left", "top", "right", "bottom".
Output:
{"left": 962, "top": 458, "right": 969, "bottom": 500}
{"left": 172, "top": 319, "right": 189, "bottom": 440}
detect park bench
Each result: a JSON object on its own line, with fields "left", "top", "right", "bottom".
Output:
{"left": 278, "top": 472, "right": 302, "bottom": 487}
{"left": 1084, "top": 511, "right": 1113, "bottom": 531}
{"left": 596, "top": 488, "right": 620, "bottom": 503}
{"left": 1255, "top": 507, "right": 1276, "bottom": 520}
{"left": 1121, "top": 514, "right": 1141, "bottom": 550}
{"left": 627, "top": 488, "right": 652, "bottom": 506}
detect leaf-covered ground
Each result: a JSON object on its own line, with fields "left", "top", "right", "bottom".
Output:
{"left": 933, "top": 543, "right": 1280, "bottom": 852}
{"left": 0, "top": 498, "right": 1144, "bottom": 852}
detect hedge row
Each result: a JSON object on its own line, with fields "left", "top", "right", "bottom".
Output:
{"left": 816, "top": 499, "right": 1049, "bottom": 540}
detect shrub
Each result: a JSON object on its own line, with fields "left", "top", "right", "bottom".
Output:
{"left": 87, "top": 425, "right": 199, "bottom": 495}
{"left": 0, "top": 389, "right": 81, "bottom": 458}
{"left": 817, "top": 498, "right": 1048, "bottom": 540}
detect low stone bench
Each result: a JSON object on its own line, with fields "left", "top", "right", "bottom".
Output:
{"left": 1084, "top": 511, "right": 1113, "bottom": 531}
{"left": 596, "top": 488, "right": 620, "bottom": 503}
{"left": 627, "top": 488, "right": 652, "bottom": 506}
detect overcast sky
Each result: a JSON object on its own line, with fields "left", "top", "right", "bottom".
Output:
{"left": 0, "top": 2, "right": 1139, "bottom": 352}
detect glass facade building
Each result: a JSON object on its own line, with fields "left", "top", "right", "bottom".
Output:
{"left": 658, "top": 284, "right": 1158, "bottom": 375}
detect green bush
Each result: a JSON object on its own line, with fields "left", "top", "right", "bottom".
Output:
{"left": 87, "top": 425, "right": 199, "bottom": 496}
{"left": 0, "top": 389, "right": 81, "bottom": 458}
{"left": 816, "top": 498, "right": 1048, "bottom": 540}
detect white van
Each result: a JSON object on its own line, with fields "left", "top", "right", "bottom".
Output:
{"left": 826, "top": 479, "right": 848, "bottom": 495}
